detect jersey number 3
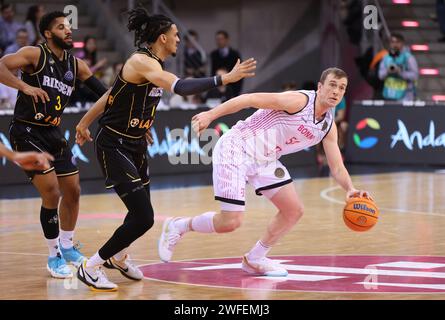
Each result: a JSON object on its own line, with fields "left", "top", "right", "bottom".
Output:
{"left": 54, "top": 95, "right": 62, "bottom": 111}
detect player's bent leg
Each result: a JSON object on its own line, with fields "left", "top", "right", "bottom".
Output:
{"left": 262, "top": 183, "right": 304, "bottom": 246}
{"left": 242, "top": 184, "right": 303, "bottom": 277}
{"left": 213, "top": 211, "right": 244, "bottom": 233}
{"left": 32, "top": 172, "right": 72, "bottom": 278}
{"left": 158, "top": 211, "right": 244, "bottom": 263}
{"left": 57, "top": 174, "right": 85, "bottom": 267}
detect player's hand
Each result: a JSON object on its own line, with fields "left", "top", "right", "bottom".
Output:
{"left": 223, "top": 58, "right": 256, "bottom": 84}
{"left": 12, "top": 151, "right": 54, "bottom": 171}
{"left": 75, "top": 124, "right": 92, "bottom": 146}
{"left": 192, "top": 111, "right": 212, "bottom": 136}
{"left": 346, "top": 189, "right": 374, "bottom": 201}
{"left": 145, "top": 130, "right": 154, "bottom": 146}
{"left": 22, "top": 85, "right": 50, "bottom": 104}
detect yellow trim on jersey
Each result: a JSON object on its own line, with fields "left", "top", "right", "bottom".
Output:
{"left": 109, "top": 82, "right": 128, "bottom": 106}
{"left": 117, "top": 72, "right": 151, "bottom": 87}
{"left": 42, "top": 167, "right": 56, "bottom": 174}
{"left": 126, "top": 93, "right": 135, "bottom": 132}
{"left": 126, "top": 172, "right": 137, "bottom": 180}
{"left": 15, "top": 118, "right": 52, "bottom": 127}
{"left": 102, "top": 151, "right": 109, "bottom": 182}
{"left": 143, "top": 180, "right": 150, "bottom": 186}
{"left": 30, "top": 44, "right": 47, "bottom": 76}
{"left": 141, "top": 86, "right": 148, "bottom": 116}
{"left": 104, "top": 125, "right": 144, "bottom": 139}
{"left": 57, "top": 170, "right": 79, "bottom": 177}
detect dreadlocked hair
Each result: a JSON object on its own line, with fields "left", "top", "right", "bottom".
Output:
{"left": 127, "top": 7, "right": 174, "bottom": 48}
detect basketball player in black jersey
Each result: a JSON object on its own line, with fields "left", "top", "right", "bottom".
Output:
{"left": 0, "top": 11, "right": 108, "bottom": 278}
{"left": 75, "top": 7, "right": 256, "bottom": 291}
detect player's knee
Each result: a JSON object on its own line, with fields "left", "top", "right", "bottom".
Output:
{"left": 221, "top": 213, "right": 243, "bottom": 232}
{"left": 63, "top": 184, "right": 81, "bottom": 203}
{"left": 41, "top": 184, "right": 61, "bottom": 205}
{"left": 283, "top": 204, "right": 304, "bottom": 225}
{"left": 134, "top": 208, "right": 154, "bottom": 235}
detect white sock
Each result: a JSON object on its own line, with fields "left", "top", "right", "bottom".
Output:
{"left": 86, "top": 252, "right": 105, "bottom": 268}
{"left": 173, "top": 217, "right": 192, "bottom": 234}
{"left": 59, "top": 229, "right": 74, "bottom": 249}
{"left": 47, "top": 238, "right": 61, "bottom": 257}
{"left": 113, "top": 248, "right": 128, "bottom": 261}
{"left": 190, "top": 211, "right": 216, "bottom": 233}
{"left": 247, "top": 240, "right": 271, "bottom": 260}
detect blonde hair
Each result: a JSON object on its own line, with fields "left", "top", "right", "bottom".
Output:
{"left": 320, "top": 67, "right": 348, "bottom": 84}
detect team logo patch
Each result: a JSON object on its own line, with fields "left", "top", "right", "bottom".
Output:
{"left": 140, "top": 255, "right": 445, "bottom": 293}
{"left": 274, "top": 168, "right": 285, "bottom": 178}
{"left": 130, "top": 118, "right": 140, "bottom": 127}
{"left": 34, "top": 113, "right": 44, "bottom": 121}
{"left": 64, "top": 71, "right": 74, "bottom": 82}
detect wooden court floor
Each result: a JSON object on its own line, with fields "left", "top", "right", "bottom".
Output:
{"left": 1, "top": 171, "right": 445, "bottom": 300}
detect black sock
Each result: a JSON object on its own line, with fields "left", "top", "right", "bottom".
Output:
{"left": 40, "top": 207, "right": 59, "bottom": 239}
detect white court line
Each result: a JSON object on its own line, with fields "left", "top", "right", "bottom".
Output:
{"left": 0, "top": 251, "right": 226, "bottom": 265}
{"left": 320, "top": 183, "right": 445, "bottom": 218}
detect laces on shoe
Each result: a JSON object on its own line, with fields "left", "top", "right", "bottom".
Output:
{"left": 167, "top": 232, "right": 181, "bottom": 250}
{"left": 73, "top": 241, "right": 83, "bottom": 251}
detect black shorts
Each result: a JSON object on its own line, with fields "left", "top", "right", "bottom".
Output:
{"left": 9, "top": 120, "right": 79, "bottom": 180}
{"left": 95, "top": 126, "right": 150, "bottom": 189}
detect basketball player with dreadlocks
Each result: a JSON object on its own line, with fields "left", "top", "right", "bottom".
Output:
{"left": 0, "top": 11, "right": 108, "bottom": 278}
{"left": 75, "top": 7, "right": 256, "bottom": 291}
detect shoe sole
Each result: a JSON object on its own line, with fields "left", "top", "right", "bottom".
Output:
{"left": 76, "top": 266, "right": 118, "bottom": 292}
{"left": 46, "top": 264, "right": 73, "bottom": 279}
{"left": 103, "top": 260, "right": 143, "bottom": 281}
{"left": 158, "top": 218, "right": 174, "bottom": 263}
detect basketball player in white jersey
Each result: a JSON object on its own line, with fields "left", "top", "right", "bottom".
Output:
{"left": 158, "top": 67, "right": 372, "bottom": 276}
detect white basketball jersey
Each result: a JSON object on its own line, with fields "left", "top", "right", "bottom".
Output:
{"left": 227, "top": 90, "right": 334, "bottom": 161}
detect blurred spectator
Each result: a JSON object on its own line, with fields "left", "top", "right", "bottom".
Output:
{"left": 76, "top": 35, "right": 108, "bottom": 76}
{"left": 282, "top": 81, "right": 298, "bottom": 91}
{"left": 4, "top": 28, "right": 29, "bottom": 55}
{"left": 102, "top": 62, "right": 123, "bottom": 87}
{"left": 73, "top": 36, "right": 108, "bottom": 103}
{"left": 0, "top": 4, "right": 24, "bottom": 53}
{"left": 438, "top": 0, "right": 445, "bottom": 42}
{"left": 378, "top": 34, "right": 419, "bottom": 101}
{"left": 355, "top": 46, "right": 387, "bottom": 99}
{"left": 24, "top": 4, "right": 45, "bottom": 46}
{"left": 210, "top": 30, "right": 242, "bottom": 96}
{"left": 184, "top": 30, "right": 206, "bottom": 78}
{"left": 204, "top": 67, "right": 234, "bottom": 106}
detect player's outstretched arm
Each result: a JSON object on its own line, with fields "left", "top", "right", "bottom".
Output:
{"left": 0, "top": 47, "right": 49, "bottom": 103}
{"left": 192, "top": 91, "right": 307, "bottom": 135}
{"left": 75, "top": 89, "right": 112, "bottom": 146}
{"left": 132, "top": 55, "right": 256, "bottom": 96}
{"left": 322, "top": 124, "right": 372, "bottom": 201}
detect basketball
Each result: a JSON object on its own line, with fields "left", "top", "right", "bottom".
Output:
{"left": 343, "top": 197, "right": 379, "bottom": 232}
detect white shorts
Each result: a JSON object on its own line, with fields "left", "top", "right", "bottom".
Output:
{"left": 212, "top": 134, "right": 292, "bottom": 211}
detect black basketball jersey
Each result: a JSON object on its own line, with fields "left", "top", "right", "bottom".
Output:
{"left": 13, "top": 43, "right": 77, "bottom": 127}
{"left": 98, "top": 47, "right": 164, "bottom": 138}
